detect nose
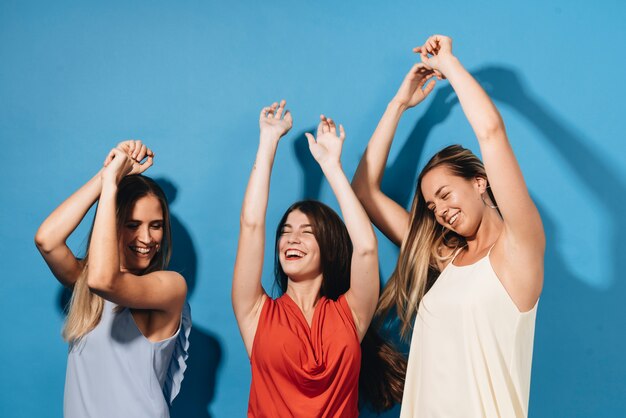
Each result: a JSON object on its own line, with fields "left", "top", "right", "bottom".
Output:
{"left": 437, "top": 205, "right": 448, "bottom": 219}
{"left": 286, "top": 232, "right": 301, "bottom": 244}
{"left": 138, "top": 225, "right": 153, "bottom": 244}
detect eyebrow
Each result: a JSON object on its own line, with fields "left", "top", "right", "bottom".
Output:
{"left": 425, "top": 186, "right": 448, "bottom": 205}
{"left": 126, "top": 219, "right": 164, "bottom": 223}
{"left": 282, "top": 223, "right": 313, "bottom": 228}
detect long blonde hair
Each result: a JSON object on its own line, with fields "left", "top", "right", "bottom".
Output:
{"left": 376, "top": 145, "right": 498, "bottom": 339}
{"left": 62, "top": 175, "right": 172, "bottom": 342}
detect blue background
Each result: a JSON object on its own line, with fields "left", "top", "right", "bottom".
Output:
{"left": 1, "top": 1, "right": 625, "bottom": 417}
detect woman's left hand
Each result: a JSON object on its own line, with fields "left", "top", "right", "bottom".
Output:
{"left": 413, "top": 34, "right": 455, "bottom": 79}
{"left": 305, "top": 115, "right": 345, "bottom": 168}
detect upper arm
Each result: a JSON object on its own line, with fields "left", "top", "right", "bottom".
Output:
{"left": 232, "top": 223, "right": 268, "bottom": 354}
{"left": 479, "top": 134, "right": 545, "bottom": 252}
{"left": 479, "top": 133, "right": 545, "bottom": 308}
{"left": 354, "top": 187, "right": 410, "bottom": 247}
{"left": 35, "top": 241, "right": 83, "bottom": 288}
{"left": 89, "top": 270, "right": 187, "bottom": 313}
{"left": 344, "top": 245, "right": 380, "bottom": 342}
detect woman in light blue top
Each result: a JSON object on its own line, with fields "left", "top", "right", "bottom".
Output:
{"left": 35, "top": 140, "right": 191, "bottom": 418}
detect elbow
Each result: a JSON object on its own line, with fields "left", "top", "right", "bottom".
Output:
{"left": 34, "top": 228, "right": 54, "bottom": 254}
{"left": 351, "top": 176, "right": 373, "bottom": 202}
{"left": 239, "top": 214, "right": 264, "bottom": 231}
{"left": 86, "top": 270, "right": 116, "bottom": 293}
{"left": 353, "top": 236, "right": 378, "bottom": 259}
{"left": 476, "top": 116, "right": 506, "bottom": 142}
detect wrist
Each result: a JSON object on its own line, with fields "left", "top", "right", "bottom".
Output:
{"left": 259, "top": 131, "right": 282, "bottom": 145}
{"left": 437, "top": 54, "right": 460, "bottom": 76}
{"left": 100, "top": 182, "right": 118, "bottom": 201}
{"left": 320, "top": 160, "right": 343, "bottom": 175}
{"left": 387, "top": 100, "right": 408, "bottom": 114}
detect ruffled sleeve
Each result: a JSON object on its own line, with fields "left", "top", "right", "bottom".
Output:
{"left": 163, "top": 302, "right": 192, "bottom": 405}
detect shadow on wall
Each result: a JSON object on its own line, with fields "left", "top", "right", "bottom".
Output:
{"left": 57, "top": 177, "right": 224, "bottom": 418}
{"left": 472, "top": 67, "right": 626, "bottom": 417}
{"left": 292, "top": 128, "right": 324, "bottom": 200}
{"left": 157, "top": 178, "right": 223, "bottom": 418}
{"left": 356, "top": 66, "right": 626, "bottom": 417}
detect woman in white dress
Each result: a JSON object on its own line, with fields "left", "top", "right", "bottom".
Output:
{"left": 352, "top": 35, "right": 544, "bottom": 417}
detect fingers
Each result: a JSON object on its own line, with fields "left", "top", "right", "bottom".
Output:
{"left": 326, "top": 117, "right": 337, "bottom": 135}
{"left": 275, "top": 99, "right": 286, "bottom": 119}
{"left": 283, "top": 110, "right": 293, "bottom": 126}
{"left": 305, "top": 132, "right": 316, "bottom": 149}
{"left": 338, "top": 124, "right": 346, "bottom": 141}
{"left": 423, "top": 78, "right": 436, "bottom": 96}
{"left": 104, "top": 149, "right": 116, "bottom": 167}
{"left": 259, "top": 106, "right": 271, "bottom": 120}
{"left": 317, "top": 115, "right": 328, "bottom": 136}
{"left": 137, "top": 155, "right": 154, "bottom": 173}
{"left": 265, "top": 102, "right": 278, "bottom": 119}
{"left": 135, "top": 144, "right": 147, "bottom": 162}
{"left": 267, "top": 102, "right": 277, "bottom": 118}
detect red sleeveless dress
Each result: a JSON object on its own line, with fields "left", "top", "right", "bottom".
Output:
{"left": 248, "top": 294, "right": 361, "bottom": 417}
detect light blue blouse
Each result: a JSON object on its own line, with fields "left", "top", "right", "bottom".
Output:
{"left": 64, "top": 300, "right": 191, "bottom": 418}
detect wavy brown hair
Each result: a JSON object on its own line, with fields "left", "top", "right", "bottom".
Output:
{"left": 63, "top": 175, "right": 172, "bottom": 342}
{"left": 376, "top": 144, "right": 498, "bottom": 339}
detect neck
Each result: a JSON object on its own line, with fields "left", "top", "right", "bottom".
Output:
{"left": 285, "top": 275, "right": 323, "bottom": 312}
{"left": 464, "top": 208, "right": 503, "bottom": 253}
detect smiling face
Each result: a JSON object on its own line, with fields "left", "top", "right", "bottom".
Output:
{"left": 278, "top": 209, "right": 323, "bottom": 282}
{"left": 420, "top": 165, "right": 488, "bottom": 238}
{"left": 119, "top": 194, "right": 164, "bottom": 273}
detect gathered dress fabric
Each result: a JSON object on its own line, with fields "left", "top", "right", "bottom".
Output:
{"left": 248, "top": 294, "right": 360, "bottom": 418}
{"left": 64, "top": 300, "right": 191, "bottom": 418}
{"left": 400, "top": 250, "right": 538, "bottom": 418}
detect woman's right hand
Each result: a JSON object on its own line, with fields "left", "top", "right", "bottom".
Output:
{"left": 102, "top": 147, "right": 153, "bottom": 184}
{"left": 259, "top": 100, "right": 293, "bottom": 142}
{"left": 103, "top": 140, "right": 154, "bottom": 179}
{"left": 391, "top": 63, "right": 437, "bottom": 109}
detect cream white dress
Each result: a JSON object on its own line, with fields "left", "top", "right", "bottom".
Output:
{"left": 400, "top": 250, "right": 538, "bottom": 418}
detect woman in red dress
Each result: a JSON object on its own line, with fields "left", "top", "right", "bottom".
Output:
{"left": 232, "top": 100, "right": 380, "bottom": 417}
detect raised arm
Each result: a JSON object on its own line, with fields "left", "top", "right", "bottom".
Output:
{"left": 306, "top": 117, "right": 379, "bottom": 341}
{"left": 86, "top": 145, "right": 187, "bottom": 314}
{"left": 352, "top": 64, "right": 436, "bottom": 246}
{"left": 34, "top": 140, "right": 150, "bottom": 288}
{"left": 417, "top": 35, "right": 544, "bottom": 309}
{"left": 233, "top": 100, "right": 292, "bottom": 356}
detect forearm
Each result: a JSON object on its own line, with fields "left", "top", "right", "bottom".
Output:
{"left": 441, "top": 57, "right": 505, "bottom": 140}
{"left": 352, "top": 102, "right": 405, "bottom": 193}
{"left": 35, "top": 170, "right": 103, "bottom": 252}
{"left": 240, "top": 137, "right": 278, "bottom": 228}
{"left": 323, "top": 163, "right": 377, "bottom": 254}
{"left": 87, "top": 180, "right": 120, "bottom": 289}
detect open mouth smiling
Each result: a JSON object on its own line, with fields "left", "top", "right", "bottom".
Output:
{"left": 285, "top": 249, "right": 306, "bottom": 260}
{"left": 447, "top": 212, "right": 460, "bottom": 226}
{"left": 129, "top": 245, "right": 155, "bottom": 256}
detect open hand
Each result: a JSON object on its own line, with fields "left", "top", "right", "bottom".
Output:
{"left": 305, "top": 115, "right": 345, "bottom": 168}
{"left": 413, "top": 34, "right": 454, "bottom": 79}
{"left": 391, "top": 63, "right": 437, "bottom": 108}
{"left": 259, "top": 99, "right": 293, "bottom": 141}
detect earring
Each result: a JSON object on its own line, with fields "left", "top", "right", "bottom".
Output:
{"left": 481, "top": 185, "right": 498, "bottom": 209}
